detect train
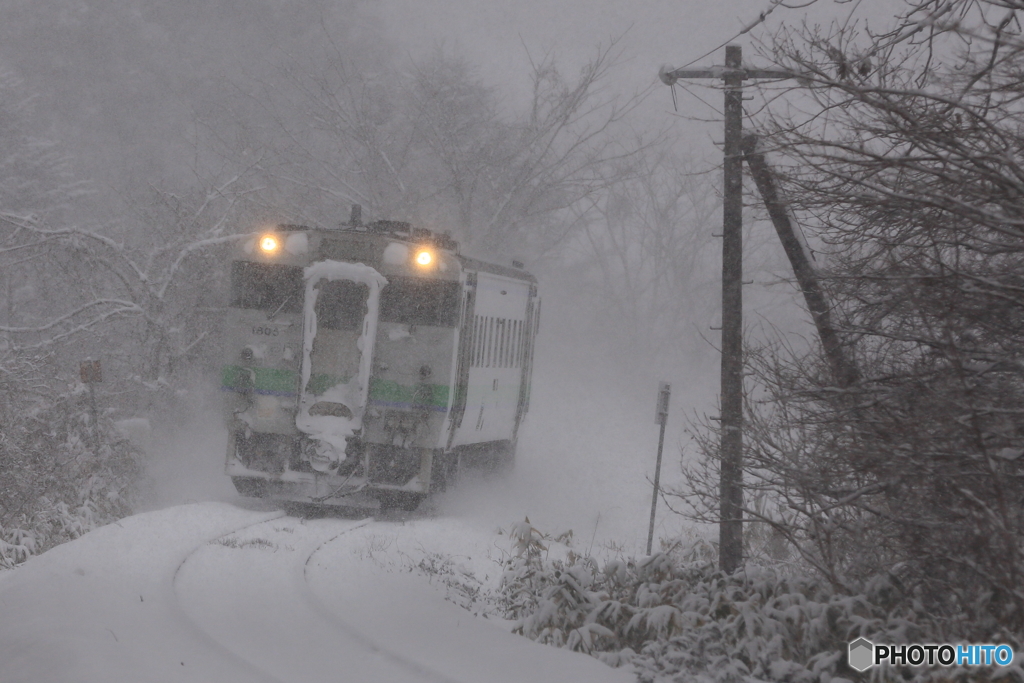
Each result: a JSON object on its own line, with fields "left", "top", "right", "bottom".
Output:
{"left": 221, "top": 208, "right": 540, "bottom": 510}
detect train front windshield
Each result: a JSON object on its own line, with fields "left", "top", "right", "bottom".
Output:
{"left": 379, "top": 277, "right": 460, "bottom": 327}
{"left": 230, "top": 262, "right": 304, "bottom": 313}
{"left": 231, "top": 264, "right": 461, "bottom": 328}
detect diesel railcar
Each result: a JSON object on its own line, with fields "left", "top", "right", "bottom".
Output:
{"left": 221, "top": 211, "right": 540, "bottom": 510}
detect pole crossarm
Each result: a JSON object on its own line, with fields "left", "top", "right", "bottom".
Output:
{"left": 659, "top": 65, "right": 795, "bottom": 85}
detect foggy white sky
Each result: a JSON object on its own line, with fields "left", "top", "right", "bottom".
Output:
{"left": 378, "top": 0, "right": 892, "bottom": 182}
{"left": 380, "top": 0, "right": 848, "bottom": 102}
{"left": 383, "top": 0, "right": 760, "bottom": 84}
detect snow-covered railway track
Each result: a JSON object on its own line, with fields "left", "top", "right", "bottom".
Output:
{"left": 167, "top": 512, "right": 290, "bottom": 683}
{"left": 299, "top": 524, "right": 463, "bottom": 683}
{"left": 0, "top": 502, "right": 634, "bottom": 683}
{"left": 172, "top": 513, "right": 462, "bottom": 683}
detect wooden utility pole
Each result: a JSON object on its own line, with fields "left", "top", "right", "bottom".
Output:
{"left": 659, "top": 45, "right": 792, "bottom": 574}
{"left": 741, "top": 134, "right": 858, "bottom": 388}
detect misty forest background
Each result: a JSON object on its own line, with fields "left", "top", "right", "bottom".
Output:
{"left": 0, "top": 0, "right": 732, "bottom": 558}
{"left": 2, "top": 0, "right": 1024, "bottom": 681}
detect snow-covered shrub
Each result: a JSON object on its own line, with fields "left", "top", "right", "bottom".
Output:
{"left": 500, "top": 519, "right": 628, "bottom": 655}
{"left": 500, "top": 521, "right": 1021, "bottom": 682}
{"left": 0, "top": 352, "right": 143, "bottom": 569}
{"left": 413, "top": 552, "right": 492, "bottom": 615}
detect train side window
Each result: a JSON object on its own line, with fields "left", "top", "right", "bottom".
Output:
{"left": 499, "top": 319, "right": 505, "bottom": 368}
{"left": 497, "top": 319, "right": 505, "bottom": 368}
{"left": 477, "top": 316, "right": 485, "bottom": 367}
{"left": 520, "top": 317, "right": 529, "bottom": 367}
{"left": 513, "top": 320, "right": 519, "bottom": 367}
{"left": 518, "top": 320, "right": 524, "bottom": 367}
{"left": 505, "top": 319, "right": 512, "bottom": 368}
{"left": 478, "top": 316, "right": 485, "bottom": 366}
{"left": 510, "top": 320, "right": 516, "bottom": 368}
{"left": 491, "top": 319, "right": 497, "bottom": 368}
{"left": 520, "top": 320, "right": 526, "bottom": 367}
{"left": 484, "top": 317, "right": 490, "bottom": 368}
{"left": 507, "top": 321, "right": 516, "bottom": 368}
{"left": 488, "top": 317, "right": 495, "bottom": 367}
{"left": 504, "top": 319, "right": 511, "bottom": 367}
{"left": 481, "top": 319, "right": 489, "bottom": 368}
{"left": 500, "top": 318, "right": 507, "bottom": 367}
{"left": 493, "top": 318, "right": 499, "bottom": 368}
{"left": 520, "top": 321, "right": 526, "bottom": 366}
{"left": 472, "top": 316, "right": 480, "bottom": 366}
{"left": 505, "top": 320, "right": 512, "bottom": 368}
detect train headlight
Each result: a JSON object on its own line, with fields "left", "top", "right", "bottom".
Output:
{"left": 259, "top": 234, "right": 280, "bottom": 254}
{"left": 414, "top": 248, "right": 433, "bottom": 267}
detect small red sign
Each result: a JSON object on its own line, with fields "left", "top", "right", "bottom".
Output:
{"left": 80, "top": 360, "right": 102, "bottom": 384}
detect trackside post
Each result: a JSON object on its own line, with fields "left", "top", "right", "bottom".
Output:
{"left": 647, "top": 382, "right": 671, "bottom": 555}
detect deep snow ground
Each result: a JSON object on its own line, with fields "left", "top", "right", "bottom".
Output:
{"left": 28, "top": 296, "right": 710, "bottom": 682}
{"left": 0, "top": 502, "right": 633, "bottom": 683}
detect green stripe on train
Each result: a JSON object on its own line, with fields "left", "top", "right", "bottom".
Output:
{"left": 369, "top": 378, "right": 450, "bottom": 410}
{"left": 221, "top": 366, "right": 298, "bottom": 395}
{"left": 304, "top": 372, "right": 355, "bottom": 395}
{"left": 222, "top": 366, "right": 448, "bottom": 409}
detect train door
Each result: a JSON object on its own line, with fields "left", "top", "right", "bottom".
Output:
{"left": 296, "top": 261, "right": 387, "bottom": 471}
{"left": 303, "top": 278, "right": 367, "bottom": 413}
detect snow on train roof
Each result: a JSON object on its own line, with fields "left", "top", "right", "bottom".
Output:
{"left": 268, "top": 222, "right": 538, "bottom": 284}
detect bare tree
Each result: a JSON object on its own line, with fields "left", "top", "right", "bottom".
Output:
{"left": 0, "top": 65, "right": 150, "bottom": 566}
{"left": 1, "top": 170, "right": 263, "bottom": 420}
{"left": 568, "top": 150, "right": 720, "bottom": 371}
{"left": 671, "top": 0, "right": 1024, "bottom": 639}
{"left": 240, "top": 41, "right": 652, "bottom": 261}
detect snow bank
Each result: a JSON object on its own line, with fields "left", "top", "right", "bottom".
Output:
{"left": 306, "top": 518, "right": 634, "bottom": 683}
{"left": 0, "top": 504, "right": 633, "bottom": 683}
{"left": 0, "top": 503, "right": 284, "bottom": 683}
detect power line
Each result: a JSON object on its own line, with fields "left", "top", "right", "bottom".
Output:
{"left": 676, "top": 82, "right": 723, "bottom": 116}
{"left": 671, "top": 0, "right": 787, "bottom": 72}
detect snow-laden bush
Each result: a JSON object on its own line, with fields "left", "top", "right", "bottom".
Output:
{"left": 500, "top": 520, "right": 1022, "bottom": 683}
{"left": 0, "top": 352, "right": 143, "bottom": 569}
